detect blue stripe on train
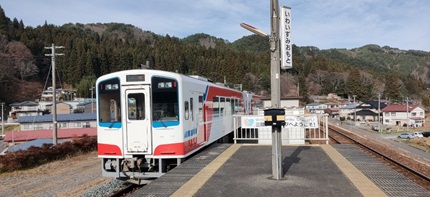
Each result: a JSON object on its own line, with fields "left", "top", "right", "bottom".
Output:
{"left": 99, "top": 122, "right": 122, "bottom": 129}
{"left": 152, "top": 121, "right": 180, "bottom": 128}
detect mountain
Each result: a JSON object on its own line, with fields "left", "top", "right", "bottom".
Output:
{"left": 0, "top": 5, "right": 430, "bottom": 106}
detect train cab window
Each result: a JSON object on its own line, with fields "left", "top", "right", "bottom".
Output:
{"left": 151, "top": 76, "right": 179, "bottom": 124}
{"left": 98, "top": 78, "right": 121, "bottom": 126}
{"left": 127, "top": 93, "right": 145, "bottom": 120}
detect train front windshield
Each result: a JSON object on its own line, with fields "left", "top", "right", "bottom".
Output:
{"left": 151, "top": 76, "right": 179, "bottom": 127}
{"left": 98, "top": 78, "right": 122, "bottom": 128}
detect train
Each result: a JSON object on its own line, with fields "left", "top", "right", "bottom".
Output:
{"left": 96, "top": 69, "right": 260, "bottom": 181}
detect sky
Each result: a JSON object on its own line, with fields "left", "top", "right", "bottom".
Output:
{"left": 2, "top": 0, "right": 430, "bottom": 51}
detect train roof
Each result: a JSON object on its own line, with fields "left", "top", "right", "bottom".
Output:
{"left": 97, "top": 69, "right": 244, "bottom": 92}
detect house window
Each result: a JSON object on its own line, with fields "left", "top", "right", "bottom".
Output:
{"left": 390, "top": 112, "right": 396, "bottom": 116}
{"left": 74, "top": 122, "right": 82, "bottom": 127}
{"left": 24, "top": 124, "right": 32, "bottom": 130}
{"left": 83, "top": 122, "right": 90, "bottom": 128}
{"left": 411, "top": 112, "right": 417, "bottom": 116}
{"left": 34, "top": 124, "right": 43, "bottom": 130}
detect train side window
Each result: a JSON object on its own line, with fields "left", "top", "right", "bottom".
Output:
{"left": 185, "top": 101, "right": 189, "bottom": 120}
{"left": 198, "top": 96, "right": 203, "bottom": 122}
{"left": 213, "top": 97, "right": 219, "bottom": 117}
{"left": 190, "top": 98, "right": 194, "bottom": 121}
{"left": 219, "top": 97, "right": 225, "bottom": 117}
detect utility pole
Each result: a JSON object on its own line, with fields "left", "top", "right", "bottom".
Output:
{"left": 1, "top": 102, "right": 4, "bottom": 137}
{"left": 270, "top": 0, "right": 283, "bottom": 180}
{"left": 240, "top": 0, "right": 285, "bottom": 180}
{"left": 90, "top": 86, "right": 95, "bottom": 113}
{"left": 406, "top": 97, "right": 409, "bottom": 132}
{"left": 270, "top": 0, "right": 281, "bottom": 108}
{"left": 353, "top": 95, "right": 356, "bottom": 124}
{"left": 378, "top": 93, "right": 381, "bottom": 139}
{"left": 45, "top": 43, "right": 64, "bottom": 145}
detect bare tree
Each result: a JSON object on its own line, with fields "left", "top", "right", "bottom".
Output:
{"left": 6, "top": 41, "right": 38, "bottom": 80}
{"left": 326, "top": 72, "right": 348, "bottom": 92}
{"left": 309, "top": 70, "right": 328, "bottom": 86}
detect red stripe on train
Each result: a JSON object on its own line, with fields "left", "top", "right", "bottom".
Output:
{"left": 98, "top": 143, "right": 122, "bottom": 156}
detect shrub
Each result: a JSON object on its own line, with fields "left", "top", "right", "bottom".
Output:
{"left": 0, "top": 136, "right": 97, "bottom": 173}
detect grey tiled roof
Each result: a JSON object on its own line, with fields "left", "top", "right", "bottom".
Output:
{"left": 18, "top": 113, "right": 96, "bottom": 123}
{"left": 10, "top": 101, "right": 39, "bottom": 106}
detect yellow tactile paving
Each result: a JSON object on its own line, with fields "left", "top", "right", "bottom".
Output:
{"left": 321, "top": 144, "right": 387, "bottom": 197}
{"left": 171, "top": 144, "right": 241, "bottom": 197}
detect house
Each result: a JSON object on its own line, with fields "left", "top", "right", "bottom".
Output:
{"left": 348, "top": 109, "right": 379, "bottom": 122}
{"left": 40, "top": 87, "right": 75, "bottom": 101}
{"left": 326, "top": 93, "right": 341, "bottom": 100}
{"left": 352, "top": 100, "right": 388, "bottom": 122}
{"left": 76, "top": 101, "right": 97, "bottom": 113}
{"left": 17, "top": 113, "right": 96, "bottom": 131}
{"left": 381, "top": 104, "right": 426, "bottom": 127}
{"left": 339, "top": 104, "right": 358, "bottom": 120}
{"left": 45, "top": 102, "right": 73, "bottom": 114}
{"left": 306, "top": 103, "right": 327, "bottom": 114}
{"left": 325, "top": 102, "right": 343, "bottom": 109}
{"left": 261, "top": 96, "right": 302, "bottom": 108}
{"left": 324, "top": 108, "right": 339, "bottom": 118}
{"left": 8, "top": 101, "right": 45, "bottom": 123}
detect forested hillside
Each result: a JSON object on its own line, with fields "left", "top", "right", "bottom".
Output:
{"left": 0, "top": 5, "right": 430, "bottom": 107}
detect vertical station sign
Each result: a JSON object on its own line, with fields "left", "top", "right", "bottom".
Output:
{"left": 280, "top": 6, "right": 292, "bottom": 69}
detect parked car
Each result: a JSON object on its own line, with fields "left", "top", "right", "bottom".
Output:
{"left": 397, "top": 133, "right": 415, "bottom": 139}
{"left": 421, "top": 131, "right": 430, "bottom": 138}
{"left": 371, "top": 125, "right": 379, "bottom": 131}
{"left": 413, "top": 132, "right": 423, "bottom": 138}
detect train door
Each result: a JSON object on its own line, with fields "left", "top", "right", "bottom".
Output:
{"left": 198, "top": 95, "right": 206, "bottom": 143}
{"left": 124, "top": 87, "right": 151, "bottom": 154}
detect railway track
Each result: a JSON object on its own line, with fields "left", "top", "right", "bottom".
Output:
{"left": 110, "top": 184, "right": 143, "bottom": 197}
{"left": 326, "top": 124, "right": 430, "bottom": 191}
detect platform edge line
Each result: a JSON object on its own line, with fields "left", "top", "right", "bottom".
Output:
{"left": 321, "top": 145, "right": 387, "bottom": 197}
{"left": 171, "top": 144, "right": 241, "bottom": 197}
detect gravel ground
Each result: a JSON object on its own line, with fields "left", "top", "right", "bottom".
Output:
{"left": 0, "top": 151, "right": 127, "bottom": 197}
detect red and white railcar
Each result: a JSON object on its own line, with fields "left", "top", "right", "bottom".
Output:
{"left": 96, "top": 69, "right": 259, "bottom": 180}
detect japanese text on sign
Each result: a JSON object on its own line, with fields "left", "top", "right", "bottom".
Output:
{"left": 284, "top": 115, "right": 318, "bottom": 128}
{"left": 280, "top": 6, "right": 292, "bottom": 69}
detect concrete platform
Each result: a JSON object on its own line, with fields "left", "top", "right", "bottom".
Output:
{"left": 132, "top": 143, "right": 430, "bottom": 197}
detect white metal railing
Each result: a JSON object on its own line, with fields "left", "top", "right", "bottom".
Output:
{"left": 233, "top": 114, "right": 329, "bottom": 145}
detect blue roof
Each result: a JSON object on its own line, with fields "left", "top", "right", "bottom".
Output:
{"left": 306, "top": 103, "right": 325, "bottom": 106}
{"left": 18, "top": 113, "right": 96, "bottom": 123}
{"left": 341, "top": 104, "right": 358, "bottom": 109}
{"left": 8, "top": 138, "right": 70, "bottom": 152}
{"left": 77, "top": 102, "right": 95, "bottom": 106}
